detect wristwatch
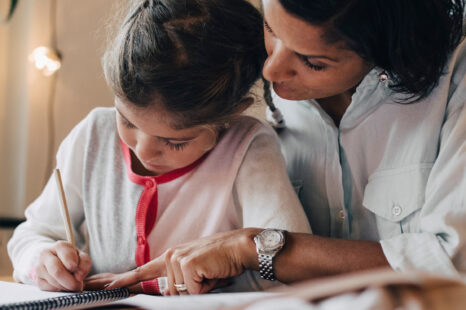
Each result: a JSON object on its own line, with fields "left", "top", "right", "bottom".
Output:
{"left": 253, "top": 228, "right": 286, "bottom": 281}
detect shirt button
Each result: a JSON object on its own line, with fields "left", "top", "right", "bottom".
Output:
{"left": 338, "top": 210, "right": 345, "bottom": 220}
{"left": 392, "top": 205, "right": 402, "bottom": 216}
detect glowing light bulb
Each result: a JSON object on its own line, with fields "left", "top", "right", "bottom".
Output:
{"left": 29, "top": 46, "right": 61, "bottom": 76}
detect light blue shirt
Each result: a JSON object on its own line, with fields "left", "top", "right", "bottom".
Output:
{"left": 271, "top": 38, "right": 466, "bottom": 277}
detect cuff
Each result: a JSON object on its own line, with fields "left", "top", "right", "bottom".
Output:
{"left": 141, "top": 277, "right": 167, "bottom": 295}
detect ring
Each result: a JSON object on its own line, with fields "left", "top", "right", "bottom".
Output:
{"left": 174, "top": 283, "right": 187, "bottom": 292}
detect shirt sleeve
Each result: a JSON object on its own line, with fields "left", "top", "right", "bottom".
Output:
{"left": 7, "top": 116, "right": 89, "bottom": 284}
{"left": 380, "top": 66, "right": 466, "bottom": 277}
{"left": 229, "top": 123, "right": 312, "bottom": 292}
{"left": 234, "top": 124, "right": 312, "bottom": 234}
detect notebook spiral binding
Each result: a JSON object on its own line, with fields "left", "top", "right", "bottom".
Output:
{"left": 0, "top": 287, "right": 130, "bottom": 310}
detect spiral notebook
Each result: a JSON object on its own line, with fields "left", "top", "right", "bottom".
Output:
{"left": 0, "top": 280, "right": 272, "bottom": 310}
{"left": 0, "top": 281, "right": 131, "bottom": 310}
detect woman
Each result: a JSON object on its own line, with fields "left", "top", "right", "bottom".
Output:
{"left": 96, "top": 0, "right": 466, "bottom": 295}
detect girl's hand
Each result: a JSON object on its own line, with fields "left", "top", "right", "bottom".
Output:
{"left": 105, "top": 228, "right": 261, "bottom": 295}
{"left": 34, "top": 241, "right": 91, "bottom": 292}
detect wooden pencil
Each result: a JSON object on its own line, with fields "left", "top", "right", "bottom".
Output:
{"left": 54, "top": 168, "right": 76, "bottom": 248}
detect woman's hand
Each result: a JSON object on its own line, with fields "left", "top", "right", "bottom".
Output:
{"left": 34, "top": 241, "right": 91, "bottom": 292}
{"left": 84, "top": 273, "right": 144, "bottom": 293}
{"left": 105, "top": 228, "right": 261, "bottom": 295}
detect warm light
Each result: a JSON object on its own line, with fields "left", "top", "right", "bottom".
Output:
{"left": 28, "top": 46, "right": 61, "bottom": 76}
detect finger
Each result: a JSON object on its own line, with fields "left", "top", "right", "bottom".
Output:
{"left": 164, "top": 249, "right": 178, "bottom": 296}
{"left": 43, "top": 250, "right": 82, "bottom": 291}
{"left": 35, "top": 264, "right": 66, "bottom": 292}
{"left": 75, "top": 251, "right": 92, "bottom": 281}
{"left": 36, "top": 276, "right": 62, "bottom": 292}
{"left": 106, "top": 257, "right": 166, "bottom": 289}
{"left": 84, "top": 273, "right": 115, "bottom": 290}
{"left": 187, "top": 259, "right": 223, "bottom": 294}
{"left": 199, "top": 278, "right": 221, "bottom": 294}
{"left": 171, "top": 251, "right": 188, "bottom": 295}
{"left": 180, "top": 255, "right": 203, "bottom": 294}
{"left": 55, "top": 241, "right": 80, "bottom": 272}
{"left": 85, "top": 273, "right": 116, "bottom": 282}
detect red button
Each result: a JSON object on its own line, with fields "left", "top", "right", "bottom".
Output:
{"left": 137, "top": 236, "right": 145, "bottom": 244}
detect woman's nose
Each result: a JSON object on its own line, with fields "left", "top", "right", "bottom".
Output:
{"left": 262, "top": 43, "right": 296, "bottom": 82}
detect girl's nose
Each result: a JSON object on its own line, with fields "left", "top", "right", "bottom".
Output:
{"left": 135, "top": 134, "right": 162, "bottom": 163}
{"left": 262, "top": 43, "right": 296, "bottom": 82}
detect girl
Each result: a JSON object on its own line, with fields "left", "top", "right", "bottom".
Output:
{"left": 8, "top": 0, "right": 310, "bottom": 295}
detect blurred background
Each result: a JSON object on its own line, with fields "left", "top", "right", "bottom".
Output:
{"left": 0, "top": 0, "right": 263, "bottom": 278}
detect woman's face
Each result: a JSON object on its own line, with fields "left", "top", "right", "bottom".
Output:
{"left": 262, "top": 0, "right": 372, "bottom": 101}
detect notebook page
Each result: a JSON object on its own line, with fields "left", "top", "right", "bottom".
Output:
{"left": 0, "top": 281, "right": 71, "bottom": 303}
{"left": 108, "top": 291, "right": 275, "bottom": 310}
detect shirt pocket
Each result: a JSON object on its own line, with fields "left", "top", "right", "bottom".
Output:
{"left": 362, "top": 164, "right": 433, "bottom": 240}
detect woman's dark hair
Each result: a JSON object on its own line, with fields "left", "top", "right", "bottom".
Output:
{"left": 103, "top": 0, "right": 266, "bottom": 128}
{"left": 279, "top": 0, "right": 465, "bottom": 101}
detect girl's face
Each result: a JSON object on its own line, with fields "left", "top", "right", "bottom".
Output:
{"left": 115, "top": 98, "right": 218, "bottom": 176}
{"left": 262, "top": 0, "right": 372, "bottom": 101}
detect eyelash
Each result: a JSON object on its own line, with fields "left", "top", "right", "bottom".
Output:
{"left": 120, "top": 116, "right": 188, "bottom": 151}
{"left": 264, "top": 21, "right": 326, "bottom": 72}
{"left": 297, "top": 55, "right": 326, "bottom": 71}
{"left": 264, "top": 20, "right": 273, "bottom": 33}
{"left": 164, "top": 140, "right": 188, "bottom": 151}
{"left": 121, "top": 117, "right": 136, "bottom": 129}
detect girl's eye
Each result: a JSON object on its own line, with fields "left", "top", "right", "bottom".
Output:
{"left": 164, "top": 140, "right": 188, "bottom": 151}
{"left": 121, "top": 116, "right": 136, "bottom": 129}
{"left": 264, "top": 21, "right": 273, "bottom": 33}
{"left": 298, "top": 55, "right": 326, "bottom": 71}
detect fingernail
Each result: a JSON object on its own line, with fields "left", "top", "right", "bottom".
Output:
{"left": 103, "top": 283, "right": 110, "bottom": 289}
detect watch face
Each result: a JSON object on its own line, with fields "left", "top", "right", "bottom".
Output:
{"left": 259, "top": 229, "right": 284, "bottom": 251}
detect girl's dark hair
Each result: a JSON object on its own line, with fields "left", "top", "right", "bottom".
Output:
{"left": 279, "top": 0, "right": 465, "bottom": 101}
{"left": 103, "top": 0, "right": 266, "bottom": 128}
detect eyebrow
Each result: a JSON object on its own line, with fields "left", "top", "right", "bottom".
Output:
{"left": 115, "top": 107, "right": 197, "bottom": 141}
{"left": 264, "top": 19, "right": 339, "bottom": 63}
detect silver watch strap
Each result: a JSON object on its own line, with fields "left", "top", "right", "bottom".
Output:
{"left": 258, "top": 253, "right": 276, "bottom": 281}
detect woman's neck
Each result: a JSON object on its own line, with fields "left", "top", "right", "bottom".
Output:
{"left": 316, "top": 90, "right": 354, "bottom": 127}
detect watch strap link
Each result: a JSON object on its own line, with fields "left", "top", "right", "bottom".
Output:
{"left": 258, "top": 253, "right": 276, "bottom": 281}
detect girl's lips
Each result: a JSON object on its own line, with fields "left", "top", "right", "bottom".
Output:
{"left": 143, "top": 161, "right": 166, "bottom": 171}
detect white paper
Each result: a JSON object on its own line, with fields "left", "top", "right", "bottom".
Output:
{"left": 0, "top": 281, "right": 72, "bottom": 303}
{"left": 109, "top": 292, "right": 274, "bottom": 310}
{"left": 0, "top": 281, "right": 273, "bottom": 309}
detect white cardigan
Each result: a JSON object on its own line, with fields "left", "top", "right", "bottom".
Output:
{"left": 8, "top": 107, "right": 311, "bottom": 290}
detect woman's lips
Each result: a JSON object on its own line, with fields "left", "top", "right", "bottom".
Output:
{"left": 273, "top": 82, "right": 295, "bottom": 97}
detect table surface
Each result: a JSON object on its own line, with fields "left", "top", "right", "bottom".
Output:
{"left": 0, "top": 275, "right": 13, "bottom": 282}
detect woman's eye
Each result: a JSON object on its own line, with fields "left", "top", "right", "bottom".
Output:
{"left": 264, "top": 21, "right": 273, "bottom": 33}
{"left": 164, "top": 140, "right": 188, "bottom": 151}
{"left": 298, "top": 55, "right": 326, "bottom": 71}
